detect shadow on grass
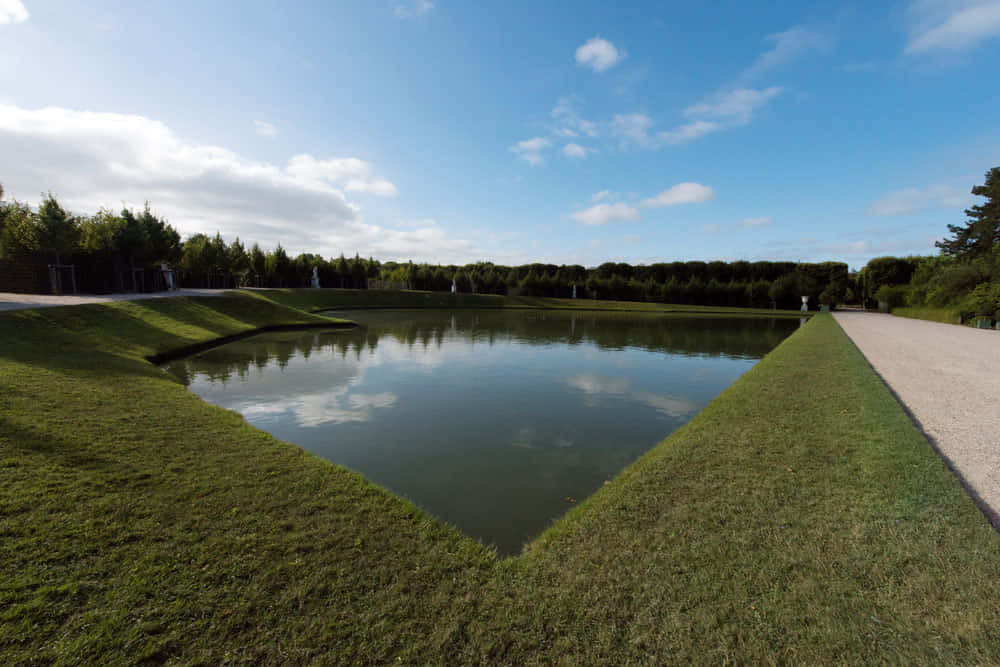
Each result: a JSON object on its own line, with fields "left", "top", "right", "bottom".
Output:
{"left": 0, "top": 415, "right": 115, "bottom": 477}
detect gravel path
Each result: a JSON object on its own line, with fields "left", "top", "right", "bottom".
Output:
{"left": 0, "top": 289, "right": 230, "bottom": 311}
{"left": 834, "top": 311, "right": 1000, "bottom": 524}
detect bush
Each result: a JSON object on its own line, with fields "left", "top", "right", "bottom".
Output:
{"left": 927, "top": 262, "right": 990, "bottom": 306}
{"left": 875, "top": 284, "right": 908, "bottom": 310}
{"left": 962, "top": 281, "right": 1000, "bottom": 317}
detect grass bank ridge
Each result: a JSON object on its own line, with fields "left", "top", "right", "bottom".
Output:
{"left": 2, "top": 290, "right": 999, "bottom": 663}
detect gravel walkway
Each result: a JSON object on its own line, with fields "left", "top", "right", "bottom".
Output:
{"left": 0, "top": 289, "right": 230, "bottom": 311}
{"left": 834, "top": 311, "right": 1000, "bottom": 525}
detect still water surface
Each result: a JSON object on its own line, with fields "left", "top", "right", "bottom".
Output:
{"left": 164, "top": 310, "right": 797, "bottom": 555}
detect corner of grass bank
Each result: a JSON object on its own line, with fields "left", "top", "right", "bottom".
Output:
{"left": 492, "top": 312, "right": 1000, "bottom": 664}
{"left": 5, "top": 300, "right": 1000, "bottom": 663}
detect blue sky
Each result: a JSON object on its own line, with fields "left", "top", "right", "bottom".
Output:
{"left": 1, "top": 0, "right": 999, "bottom": 270}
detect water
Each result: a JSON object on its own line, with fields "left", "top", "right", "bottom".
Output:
{"left": 163, "top": 309, "right": 797, "bottom": 555}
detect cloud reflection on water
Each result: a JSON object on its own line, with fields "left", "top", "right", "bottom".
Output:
{"left": 564, "top": 372, "right": 699, "bottom": 418}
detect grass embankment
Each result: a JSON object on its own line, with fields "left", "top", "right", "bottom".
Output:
{"left": 244, "top": 287, "right": 806, "bottom": 317}
{"left": 2, "top": 294, "right": 1000, "bottom": 662}
{"left": 892, "top": 306, "right": 963, "bottom": 325}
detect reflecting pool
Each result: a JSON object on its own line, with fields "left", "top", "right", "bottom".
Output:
{"left": 163, "top": 309, "right": 798, "bottom": 555}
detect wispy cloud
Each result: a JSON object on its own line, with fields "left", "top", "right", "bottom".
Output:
{"left": 612, "top": 112, "right": 655, "bottom": 147}
{"left": 563, "top": 143, "right": 591, "bottom": 159}
{"left": 869, "top": 183, "right": 970, "bottom": 215}
{"left": 641, "top": 183, "right": 715, "bottom": 208}
{"left": 659, "top": 120, "right": 721, "bottom": 145}
{"left": 0, "top": 0, "right": 29, "bottom": 25}
{"left": 741, "top": 25, "right": 832, "bottom": 80}
{"left": 652, "top": 25, "right": 822, "bottom": 147}
{"left": 684, "top": 87, "right": 783, "bottom": 124}
{"left": 904, "top": 0, "right": 1000, "bottom": 54}
{"left": 575, "top": 37, "right": 626, "bottom": 72}
{"left": 551, "top": 96, "right": 599, "bottom": 138}
{"left": 254, "top": 120, "right": 277, "bottom": 137}
{"left": 509, "top": 136, "right": 551, "bottom": 165}
{"left": 393, "top": 0, "right": 434, "bottom": 19}
{"left": 742, "top": 216, "right": 773, "bottom": 228}
{"left": 571, "top": 202, "right": 640, "bottom": 226}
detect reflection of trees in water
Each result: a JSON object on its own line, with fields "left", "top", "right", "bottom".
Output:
{"left": 166, "top": 312, "right": 796, "bottom": 385}
{"left": 348, "top": 311, "right": 796, "bottom": 360}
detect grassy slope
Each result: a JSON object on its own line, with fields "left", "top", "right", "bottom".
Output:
{"left": 243, "top": 287, "right": 806, "bottom": 316}
{"left": 2, "top": 294, "right": 999, "bottom": 663}
{"left": 893, "top": 306, "right": 963, "bottom": 325}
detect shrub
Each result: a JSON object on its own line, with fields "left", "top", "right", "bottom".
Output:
{"left": 875, "top": 284, "right": 908, "bottom": 309}
{"left": 962, "top": 281, "right": 1000, "bottom": 317}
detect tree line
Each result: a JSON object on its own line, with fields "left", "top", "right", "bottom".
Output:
{"left": 856, "top": 167, "right": 1000, "bottom": 321}
{"left": 1, "top": 183, "right": 850, "bottom": 309}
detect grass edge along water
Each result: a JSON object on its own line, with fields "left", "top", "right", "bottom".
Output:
{"left": 1, "top": 294, "right": 999, "bottom": 663}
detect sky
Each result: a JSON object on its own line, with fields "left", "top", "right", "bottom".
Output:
{"left": 1, "top": 1, "right": 999, "bottom": 270}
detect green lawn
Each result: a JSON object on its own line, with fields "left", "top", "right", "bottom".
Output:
{"left": 892, "top": 306, "right": 964, "bottom": 325}
{"left": 2, "top": 292, "right": 999, "bottom": 663}
{"left": 242, "top": 286, "right": 807, "bottom": 316}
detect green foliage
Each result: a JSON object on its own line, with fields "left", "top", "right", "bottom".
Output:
{"left": 874, "top": 284, "right": 908, "bottom": 309}
{"left": 936, "top": 167, "right": 1000, "bottom": 260}
{"left": 962, "top": 281, "right": 1000, "bottom": 316}
{"left": 35, "top": 194, "right": 80, "bottom": 263}
{"left": 858, "top": 256, "right": 917, "bottom": 304}
{"left": 0, "top": 199, "right": 39, "bottom": 258}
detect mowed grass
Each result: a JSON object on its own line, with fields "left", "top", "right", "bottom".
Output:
{"left": 242, "top": 286, "right": 806, "bottom": 317}
{"left": 2, "top": 293, "right": 1000, "bottom": 663}
{"left": 893, "top": 306, "right": 964, "bottom": 325}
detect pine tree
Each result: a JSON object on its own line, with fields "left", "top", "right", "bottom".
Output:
{"left": 936, "top": 167, "right": 1000, "bottom": 260}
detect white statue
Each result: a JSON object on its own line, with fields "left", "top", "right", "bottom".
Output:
{"left": 451, "top": 278, "right": 457, "bottom": 294}
{"left": 800, "top": 295, "right": 809, "bottom": 312}
{"left": 312, "top": 266, "right": 320, "bottom": 289}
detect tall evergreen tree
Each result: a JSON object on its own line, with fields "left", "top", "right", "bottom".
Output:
{"left": 936, "top": 167, "right": 1000, "bottom": 260}
{"left": 37, "top": 194, "right": 80, "bottom": 265}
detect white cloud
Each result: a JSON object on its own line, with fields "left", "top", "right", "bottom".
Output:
{"left": 254, "top": 120, "right": 277, "bottom": 137}
{"left": 393, "top": 0, "right": 434, "bottom": 19}
{"left": 348, "top": 392, "right": 397, "bottom": 410}
{"left": 565, "top": 373, "right": 631, "bottom": 394}
{"left": 742, "top": 26, "right": 832, "bottom": 80}
{"left": 641, "top": 183, "right": 715, "bottom": 208}
{"left": 285, "top": 154, "right": 399, "bottom": 196}
{"left": 564, "top": 374, "right": 698, "bottom": 417}
{"left": 591, "top": 190, "right": 613, "bottom": 202}
{"left": 868, "top": 183, "right": 971, "bottom": 215}
{"left": 365, "top": 219, "right": 480, "bottom": 264}
{"left": 551, "top": 96, "right": 599, "bottom": 138}
{"left": 905, "top": 0, "right": 1000, "bottom": 53}
{"left": 684, "top": 87, "right": 783, "bottom": 123}
{"left": 574, "top": 37, "right": 626, "bottom": 72}
{"left": 0, "top": 104, "right": 495, "bottom": 263}
{"left": 612, "top": 112, "right": 654, "bottom": 146}
{"left": 571, "top": 202, "right": 640, "bottom": 226}
{"left": 0, "top": 0, "right": 29, "bottom": 25}
{"left": 659, "top": 120, "right": 721, "bottom": 145}
{"left": 742, "top": 216, "right": 772, "bottom": 228}
{"left": 509, "top": 136, "right": 551, "bottom": 165}
{"left": 563, "top": 143, "right": 590, "bottom": 158}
